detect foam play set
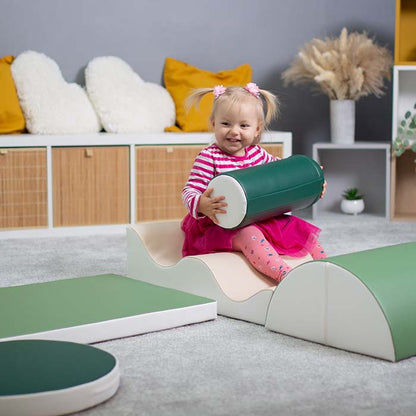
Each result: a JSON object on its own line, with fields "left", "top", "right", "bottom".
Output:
{"left": 1, "top": 153, "right": 415, "bottom": 415}
{"left": 127, "top": 222, "right": 416, "bottom": 362}
{"left": 125, "top": 157, "right": 415, "bottom": 362}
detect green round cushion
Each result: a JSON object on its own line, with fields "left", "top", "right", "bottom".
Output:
{"left": 0, "top": 339, "right": 119, "bottom": 416}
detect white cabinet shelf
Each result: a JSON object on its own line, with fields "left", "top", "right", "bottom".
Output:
{"left": 0, "top": 131, "right": 292, "bottom": 232}
{"left": 312, "top": 142, "right": 391, "bottom": 219}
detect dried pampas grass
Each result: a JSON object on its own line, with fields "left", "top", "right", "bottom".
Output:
{"left": 282, "top": 28, "right": 393, "bottom": 101}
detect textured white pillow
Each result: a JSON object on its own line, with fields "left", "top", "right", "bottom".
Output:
{"left": 11, "top": 51, "right": 101, "bottom": 134}
{"left": 85, "top": 56, "right": 175, "bottom": 133}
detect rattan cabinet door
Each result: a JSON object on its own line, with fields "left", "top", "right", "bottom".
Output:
{"left": 53, "top": 146, "right": 129, "bottom": 226}
{"left": 0, "top": 148, "right": 48, "bottom": 229}
{"left": 261, "top": 143, "right": 284, "bottom": 159}
{"left": 136, "top": 145, "right": 205, "bottom": 221}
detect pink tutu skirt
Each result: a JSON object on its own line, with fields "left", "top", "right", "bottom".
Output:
{"left": 181, "top": 214, "right": 321, "bottom": 258}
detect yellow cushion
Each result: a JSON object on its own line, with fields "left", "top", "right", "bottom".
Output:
{"left": 0, "top": 55, "right": 25, "bottom": 134}
{"left": 164, "top": 57, "right": 252, "bottom": 132}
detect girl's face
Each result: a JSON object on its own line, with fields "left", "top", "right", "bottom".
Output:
{"left": 211, "top": 101, "right": 262, "bottom": 156}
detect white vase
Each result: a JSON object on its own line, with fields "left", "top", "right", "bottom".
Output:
{"left": 340, "top": 199, "right": 365, "bottom": 215}
{"left": 330, "top": 100, "right": 355, "bottom": 144}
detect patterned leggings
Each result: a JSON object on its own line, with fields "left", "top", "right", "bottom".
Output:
{"left": 232, "top": 225, "right": 326, "bottom": 283}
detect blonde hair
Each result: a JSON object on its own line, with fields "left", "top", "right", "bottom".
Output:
{"left": 186, "top": 85, "right": 279, "bottom": 143}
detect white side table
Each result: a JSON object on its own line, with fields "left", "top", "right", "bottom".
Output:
{"left": 312, "top": 142, "right": 391, "bottom": 219}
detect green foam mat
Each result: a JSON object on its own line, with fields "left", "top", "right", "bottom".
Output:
{"left": 0, "top": 274, "right": 217, "bottom": 343}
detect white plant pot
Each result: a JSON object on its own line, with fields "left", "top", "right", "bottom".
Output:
{"left": 340, "top": 199, "right": 365, "bottom": 215}
{"left": 330, "top": 100, "right": 355, "bottom": 144}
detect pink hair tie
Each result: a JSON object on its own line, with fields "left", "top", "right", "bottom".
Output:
{"left": 213, "top": 85, "right": 226, "bottom": 99}
{"left": 245, "top": 82, "right": 261, "bottom": 98}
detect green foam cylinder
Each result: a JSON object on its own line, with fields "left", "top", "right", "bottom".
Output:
{"left": 210, "top": 154, "right": 324, "bottom": 229}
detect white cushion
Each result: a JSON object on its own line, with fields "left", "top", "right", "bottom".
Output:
{"left": 11, "top": 51, "right": 101, "bottom": 134}
{"left": 85, "top": 56, "right": 175, "bottom": 133}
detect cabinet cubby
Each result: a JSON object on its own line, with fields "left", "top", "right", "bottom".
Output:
{"left": 136, "top": 145, "right": 205, "bottom": 222}
{"left": 395, "top": 0, "right": 416, "bottom": 64}
{"left": 391, "top": 148, "right": 416, "bottom": 220}
{"left": 312, "top": 143, "right": 391, "bottom": 219}
{"left": 0, "top": 147, "right": 48, "bottom": 228}
{"left": 52, "top": 146, "right": 130, "bottom": 226}
{"left": 391, "top": 65, "right": 416, "bottom": 220}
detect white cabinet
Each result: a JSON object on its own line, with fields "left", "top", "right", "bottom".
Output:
{"left": 0, "top": 131, "right": 292, "bottom": 231}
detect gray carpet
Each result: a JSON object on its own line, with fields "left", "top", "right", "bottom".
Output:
{"left": 1, "top": 214, "right": 416, "bottom": 416}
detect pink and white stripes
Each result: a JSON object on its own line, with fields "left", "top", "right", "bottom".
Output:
{"left": 182, "top": 144, "right": 279, "bottom": 218}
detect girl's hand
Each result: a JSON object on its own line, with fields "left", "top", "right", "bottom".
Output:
{"left": 320, "top": 165, "right": 327, "bottom": 199}
{"left": 198, "top": 188, "right": 227, "bottom": 224}
{"left": 321, "top": 180, "right": 327, "bottom": 199}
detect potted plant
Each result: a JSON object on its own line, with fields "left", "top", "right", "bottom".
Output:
{"left": 281, "top": 28, "right": 393, "bottom": 144}
{"left": 341, "top": 188, "right": 364, "bottom": 215}
{"left": 393, "top": 101, "right": 416, "bottom": 157}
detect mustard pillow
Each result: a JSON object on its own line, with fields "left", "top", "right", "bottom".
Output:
{"left": 0, "top": 55, "right": 25, "bottom": 134}
{"left": 164, "top": 57, "right": 252, "bottom": 132}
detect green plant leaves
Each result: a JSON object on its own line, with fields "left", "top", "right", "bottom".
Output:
{"left": 342, "top": 187, "right": 363, "bottom": 200}
{"left": 396, "top": 103, "right": 416, "bottom": 157}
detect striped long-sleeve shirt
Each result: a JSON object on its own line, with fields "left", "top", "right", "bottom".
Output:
{"left": 183, "top": 143, "right": 279, "bottom": 218}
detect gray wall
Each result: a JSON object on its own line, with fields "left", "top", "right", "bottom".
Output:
{"left": 1, "top": 0, "right": 395, "bottom": 155}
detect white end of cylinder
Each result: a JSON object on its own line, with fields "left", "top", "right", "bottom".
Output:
{"left": 209, "top": 175, "right": 247, "bottom": 229}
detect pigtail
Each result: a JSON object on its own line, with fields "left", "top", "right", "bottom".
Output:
{"left": 185, "top": 88, "right": 213, "bottom": 113}
{"left": 185, "top": 85, "right": 280, "bottom": 134}
{"left": 259, "top": 89, "right": 280, "bottom": 126}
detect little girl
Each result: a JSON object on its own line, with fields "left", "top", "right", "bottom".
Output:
{"left": 181, "top": 83, "right": 326, "bottom": 282}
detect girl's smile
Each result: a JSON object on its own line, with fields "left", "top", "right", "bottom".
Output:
{"left": 212, "top": 101, "right": 262, "bottom": 156}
